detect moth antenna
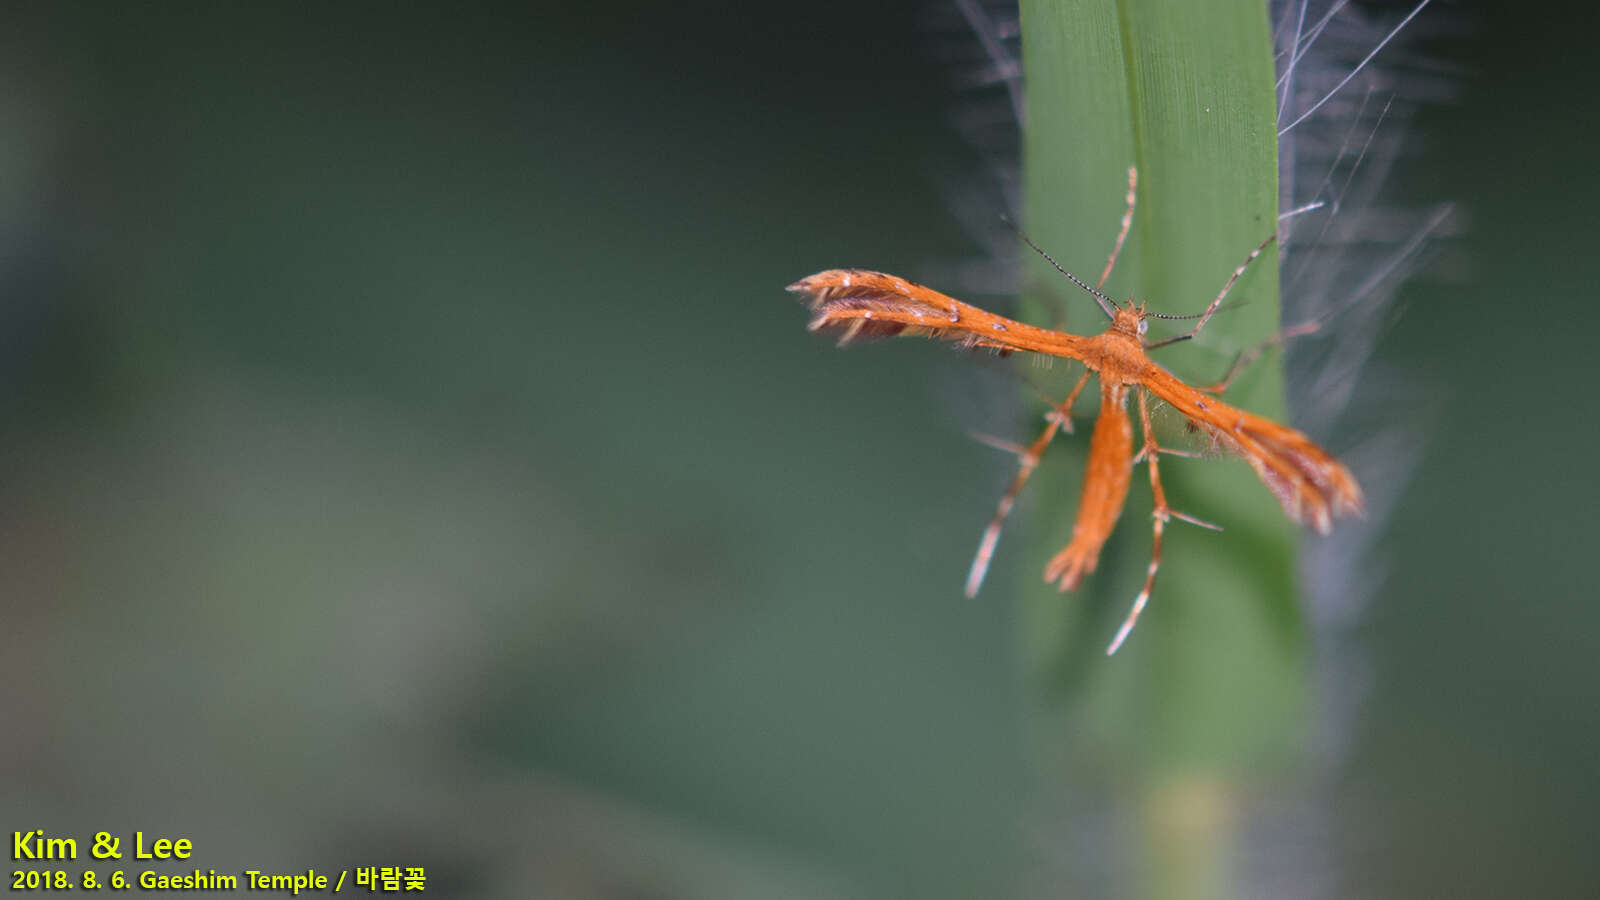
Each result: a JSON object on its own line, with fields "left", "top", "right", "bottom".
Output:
{"left": 1144, "top": 301, "right": 1247, "bottom": 326}
{"left": 999, "top": 215, "right": 1119, "bottom": 320}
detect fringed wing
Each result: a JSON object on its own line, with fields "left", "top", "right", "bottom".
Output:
{"left": 788, "top": 269, "right": 979, "bottom": 346}
{"left": 1139, "top": 364, "right": 1364, "bottom": 533}
{"left": 787, "top": 269, "right": 1091, "bottom": 359}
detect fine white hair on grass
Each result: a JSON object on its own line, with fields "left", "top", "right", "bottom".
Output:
{"left": 919, "top": 0, "right": 1024, "bottom": 300}
{"left": 1270, "top": 0, "right": 1460, "bottom": 538}
{"left": 1267, "top": 2, "right": 1458, "bottom": 893}
{"left": 1279, "top": 0, "right": 1436, "bottom": 136}
{"left": 952, "top": 0, "right": 1025, "bottom": 128}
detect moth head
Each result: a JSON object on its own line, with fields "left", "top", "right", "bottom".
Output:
{"left": 1110, "top": 303, "right": 1146, "bottom": 338}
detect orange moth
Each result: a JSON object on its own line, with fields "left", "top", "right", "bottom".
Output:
{"left": 787, "top": 168, "right": 1362, "bottom": 653}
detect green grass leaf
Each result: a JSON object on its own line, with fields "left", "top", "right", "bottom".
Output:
{"left": 1017, "top": 0, "right": 1307, "bottom": 817}
{"left": 1016, "top": 3, "right": 1309, "bottom": 895}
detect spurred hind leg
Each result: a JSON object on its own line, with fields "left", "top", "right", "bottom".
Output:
{"left": 1106, "top": 389, "right": 1171, "bottom": 655}
{"left": 965, "top": 370, "right": 1093, "bottom": 597}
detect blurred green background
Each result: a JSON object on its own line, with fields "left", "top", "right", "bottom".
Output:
{"left": 2, "top": 1, "right": 1596, "bottom": 898}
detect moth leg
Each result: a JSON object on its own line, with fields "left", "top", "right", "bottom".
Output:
{"left": 1201, "top": 319, "right": 1322, "bottom": 394}
{"left": 1145, "top": 231, "right": 1277, "bottom": 350}
{"left": 966, "top": 370, "right": 1092, "bottom": 597}
{"left": 1107, "top": 389, "right": 1171, "bottom": 655}
{"left": 1097, "top": 165, "right": 1138, "bottom": 291}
